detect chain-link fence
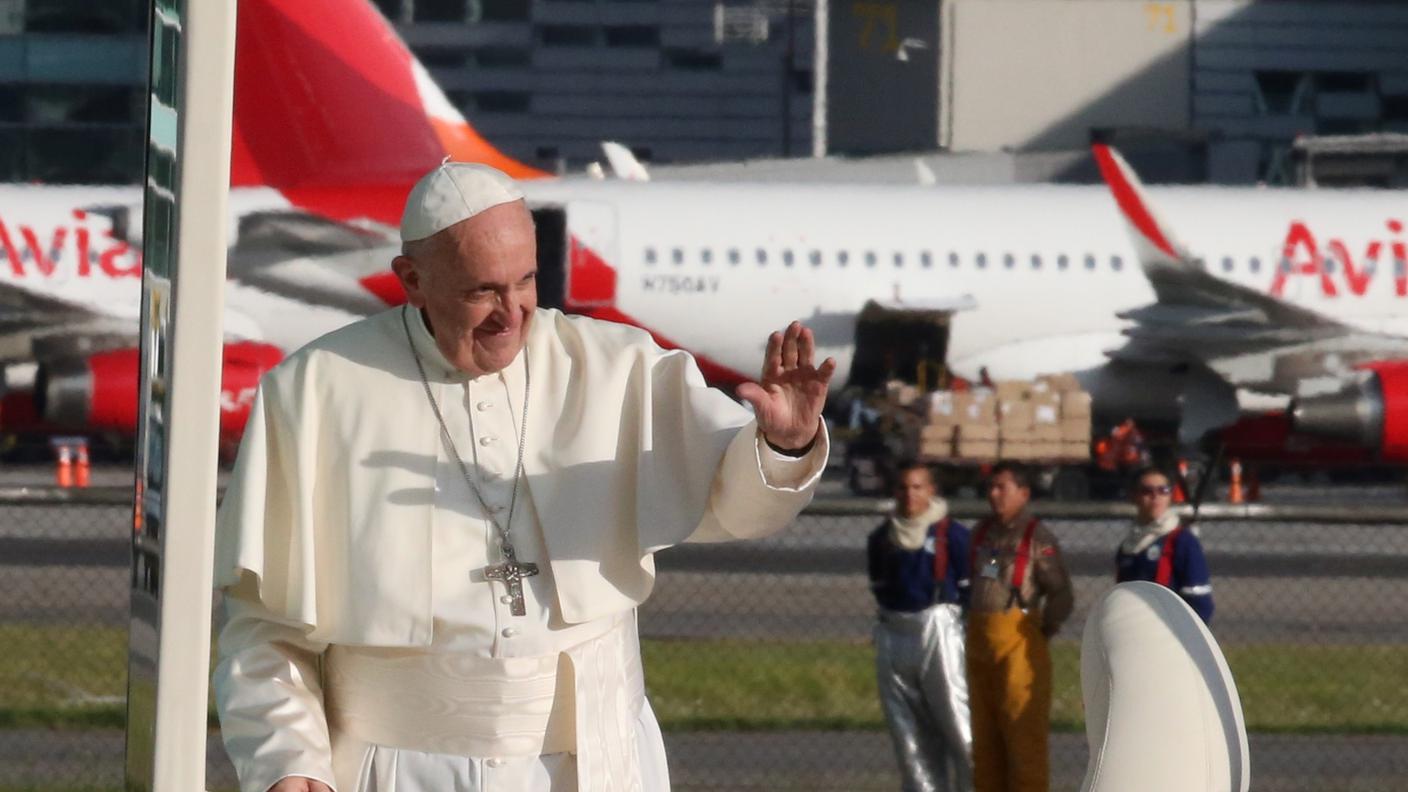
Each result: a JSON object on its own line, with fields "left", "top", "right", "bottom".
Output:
{"left": 3, "top": 488, "right": 1408, "bottom": 791}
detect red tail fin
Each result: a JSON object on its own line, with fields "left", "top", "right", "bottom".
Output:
{"left": 231, "top": 0, "right": 545, "bottom": 220}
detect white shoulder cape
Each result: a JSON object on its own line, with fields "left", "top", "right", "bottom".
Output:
{"left": 214, "top": 307, "right": 812, "bottom": 645}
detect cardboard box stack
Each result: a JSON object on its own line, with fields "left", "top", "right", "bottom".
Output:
{"left": 892, "top": 374, "right": 1092, "bottom": 463}
{"left": 995, "top": 374, "right": 1092, "bottom": 461}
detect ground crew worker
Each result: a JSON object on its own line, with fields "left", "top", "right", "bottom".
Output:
{"left": 868, "top": 462, "right": 974, "bottom": 792}
{"left": 1117, "top": 466, "right": 1215, "bottom": 623}
{"left": 966, "top": 461, "right": 1074, "bottom": 792}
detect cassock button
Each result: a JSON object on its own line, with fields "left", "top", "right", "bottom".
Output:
{"left": 502, "top": 627, "right": 518, "bottom": 638}
{"left": 479, "top": 436, "right": 496, "bottom": 446}
{"left": 476, "top": 401, "right": 492, "bottom": 411}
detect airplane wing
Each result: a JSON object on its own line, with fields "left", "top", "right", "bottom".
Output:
{"left": 226, "top": 211, "right": 400, "bottom": 316}
{"left": 1092, "top": 143, "right": 1408, "bottom": 394}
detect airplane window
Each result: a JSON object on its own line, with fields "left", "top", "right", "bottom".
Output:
{"left": 1249, "top": 257, "right": 1262, "bottom": 273}
{"left": 645, "top": 248, "right": 657, "bottom": 266}
{"left": 1221, "top": 256, "right": 1234, "bottom": 273}
{"left": 1084, "top": 254, "right": 1096, "bottom": 270}
{"left": 783, "top": 250, "right": 795, "bottom": 267}
{"left": 728, "top": 248, "right": 741, "bottom": 265}
{"left": 701, "top": 249, "right": 713, "bottom": 265}
{"left": 1324, "top": 257, "right": 1336, "bottom": 273}
{"left": 948, "top": 252, "right": 959, "bottom": 268}
{"left": 1030, "top": 254, "right": 1042, "bottom": 269}
{"left": 1057, "top": 254, "right": 1069, "bottom": 270}
{"left": 838, "top": 251, "right": 850, "bottom": 267}
{"left": 976, "top": 253, "right": 987, "bottom": 269}
{"left": 893, "top": 252, "right": 904, "bottom": 268}
{"left": 672, "top": 248, "right": 684, "bottom": 265}
{"left": 1003, "top": 253, "right": 1015, "bottom": 269}
{"left": 1280, "top": 258, "right": 1293, "bottom": 273}
{"left": 756, "top": 248, "right": 768, "bottom": 265}
{"left": 921, "top": 252, "right": 933, "bottom": 268}
{"left": 865, "top": 251, "right": 877, "bottom": 267}
{"left": 1111, "top": 255, "right": 1123, "bottom": 271}
{"left": 810, "top": 250, "right": 822, "bottom": 267}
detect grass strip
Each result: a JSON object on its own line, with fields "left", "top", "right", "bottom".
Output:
{"left": 5, "top": 626, "right": 1408, "bottom": 734}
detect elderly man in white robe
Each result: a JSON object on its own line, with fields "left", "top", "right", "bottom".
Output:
{"left": 211, "top": 162, "right": 834, "bottom": 792}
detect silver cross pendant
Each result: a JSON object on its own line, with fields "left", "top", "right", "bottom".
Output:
{"left": 483, "top": 544, "right": 540, "bottom": 617}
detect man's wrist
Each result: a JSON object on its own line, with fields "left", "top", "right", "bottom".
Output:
{"left": 764, "top": 430, "right": 818, "bottom": 458}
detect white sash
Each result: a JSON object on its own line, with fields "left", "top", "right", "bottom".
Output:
{"left": 324, "top": 613, "right": 645, "bottom": 791}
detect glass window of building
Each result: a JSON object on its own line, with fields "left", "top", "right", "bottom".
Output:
{"left": 605, "top": 26, "right": 660, "bottom": 48}
{"left": 540, "top": 25, "right": 597, "bottom": 47}
{"left": 474, "top": 91, "right": 530, "bottom": 113}
{"left": 664, "top": 49, "right": 723, "bottom": 71}
{"left": 479, "top": 0, "right": 531, "bottom": 21}
{"left": 25, "top": 0, "right": 145, "bottom": 33}
{"left": 414, "top": 0, "right": 467, "bottom": 23}
{"left": 476, "top": 48, "right": 531, "bottom": 69}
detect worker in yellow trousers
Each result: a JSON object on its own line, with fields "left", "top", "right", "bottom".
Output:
{"left": 966, "top": 462, "right": 1074, "bottom": 792}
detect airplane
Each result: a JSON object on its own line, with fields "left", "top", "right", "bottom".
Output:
{"left": 516, "top": 148, "right": 1408, "bottom": 463}
{"left": 6, "top": 0, "right": 1408, "bottom": 470}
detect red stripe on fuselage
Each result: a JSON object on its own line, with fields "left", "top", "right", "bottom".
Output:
{"left": 567, "top": 236, "right": 618, "bottom": 308}
{"left": 1092, "top": 144, "right": 1178, "bottom": 259}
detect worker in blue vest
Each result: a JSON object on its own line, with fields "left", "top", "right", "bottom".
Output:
{"left": 1116, "top": 466, "right": 1215, "bottom": 624}
{"left": 868, "top": 461, "right": 974, "bottom": 792}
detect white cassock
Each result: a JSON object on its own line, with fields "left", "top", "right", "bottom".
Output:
{"left": 212, "top": 306, "right": 828, "bottom": 792}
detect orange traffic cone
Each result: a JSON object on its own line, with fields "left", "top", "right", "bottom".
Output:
{"left": 1227, "top": 458, "right": 1245, "bottom": 504}
{"left": 1173, "top": 458, "right": 1189, "bottom": 504}
{"left": 55, "top": 443, "right": 74, "bottom": 488}
{"left": 75, "top": 442, "right": 91, "bottom": 488}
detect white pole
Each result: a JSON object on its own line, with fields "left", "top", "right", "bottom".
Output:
{"left": 811, "top": 0, "right": 828, "bottom": 158}
{"left": 127, "top": 0, "right": 237, "bottom": 788}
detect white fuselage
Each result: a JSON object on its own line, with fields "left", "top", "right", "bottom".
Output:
{"left": 524, "top": 179, "right": 1408, "bottom": 389}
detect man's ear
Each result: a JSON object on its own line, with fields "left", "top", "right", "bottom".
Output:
{"left": 391, "top": 255, "right": 426, "bottom": 307}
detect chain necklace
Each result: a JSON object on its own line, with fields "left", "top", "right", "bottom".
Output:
{"left": 401, "top": 305, "right": 538, "bottom": 615}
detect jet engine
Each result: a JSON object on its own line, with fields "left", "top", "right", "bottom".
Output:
{"left": 1290, "top": 361, "right": 1408, "bottom": 461}
{"left": 35, "top": 342, "right": 284, "bottom": 440}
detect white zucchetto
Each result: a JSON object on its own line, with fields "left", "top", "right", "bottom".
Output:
{"left": 400, "top": 161, "right": 524, "bottom": 243}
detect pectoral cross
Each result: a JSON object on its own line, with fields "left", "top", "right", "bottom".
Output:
{"left": 483, "top": 543, "right": 539, "bottom": 616}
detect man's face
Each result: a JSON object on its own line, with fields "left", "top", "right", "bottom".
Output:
{"left": 392, "top": 202, "right": 538, "bottom": 377}
{"left": 987, "top": 470, "right": 1030, "bottom": 521}
{"left": 1133, "top": 472, "right": 1173, "bottom": 522}
{"left": 894, "top": 468, "right": 936, "bottom": 519}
